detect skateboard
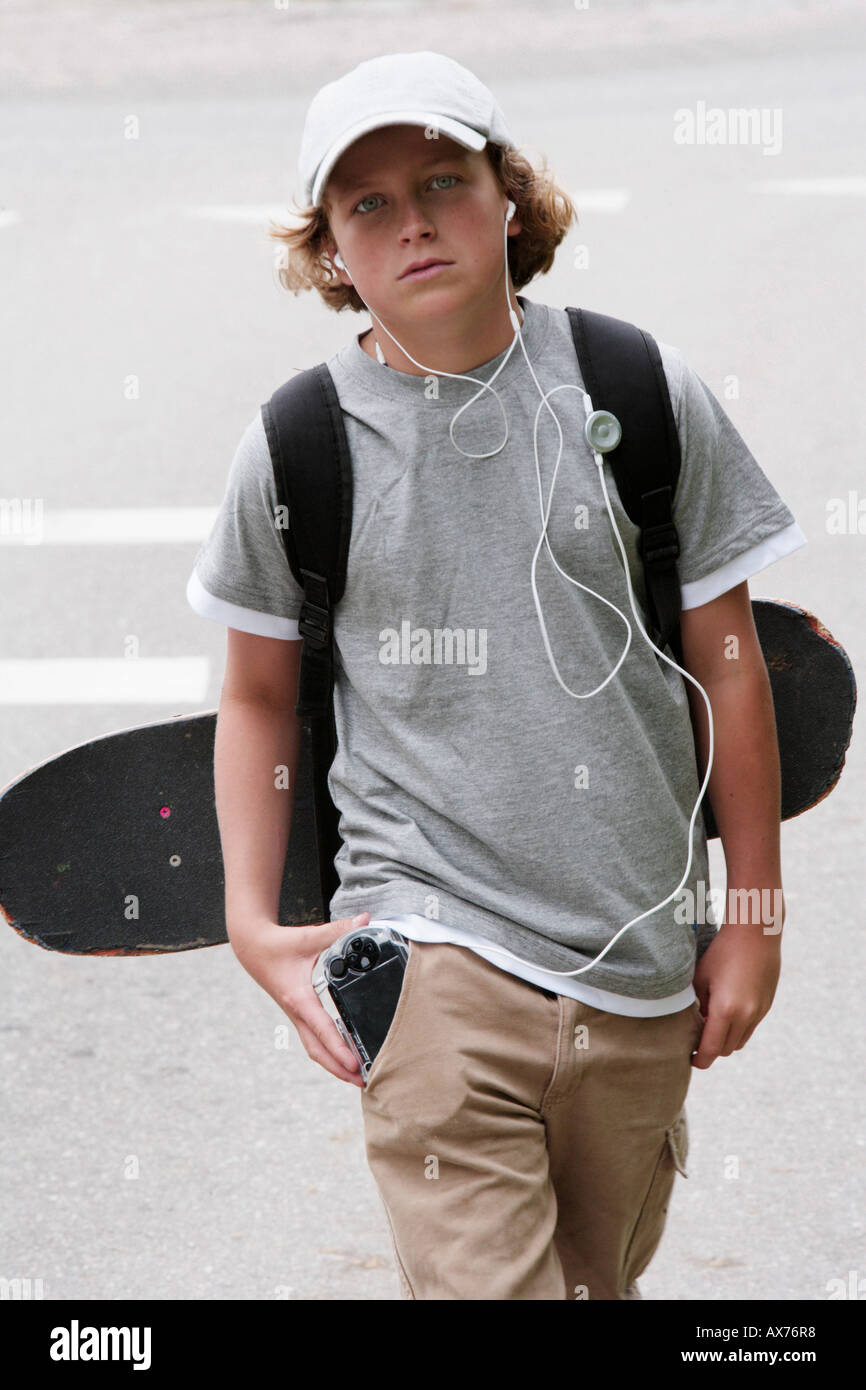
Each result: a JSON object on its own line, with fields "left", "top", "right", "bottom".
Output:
{"left": 0, "top": 711, "right": 324, "bottom": 956}
{"left": 0, "top": 599, "right": 855, "bottom": 956}
{"left": 700, "top": 598, "right": 856, "bottom": 838}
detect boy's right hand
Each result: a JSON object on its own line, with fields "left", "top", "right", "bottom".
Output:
{"left": 226, "top": 911, "right": 373, "bottom": 1087}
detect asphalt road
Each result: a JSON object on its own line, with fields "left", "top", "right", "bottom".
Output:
{"left": 1, "top": 0, "right": 864, "bottom": 1303}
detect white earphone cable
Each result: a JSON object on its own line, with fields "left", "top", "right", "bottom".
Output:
{"left": 332, "top": 205, "right": 715, "bottom": 978}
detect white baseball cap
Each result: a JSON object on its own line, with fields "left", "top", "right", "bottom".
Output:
{"left": 298, "top": 50, "right": 516, "bottom": 209}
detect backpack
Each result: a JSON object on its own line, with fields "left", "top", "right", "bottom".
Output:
{"left": 260, "top": 306, "right": 854, "bottom": 916}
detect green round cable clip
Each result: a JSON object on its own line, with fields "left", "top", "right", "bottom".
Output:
{"left": 584, "top": 409, "right": 622, "bottom": 454}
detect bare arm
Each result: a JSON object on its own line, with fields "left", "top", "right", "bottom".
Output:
{"left": 680, "top": 581, "right": 784, "bottom": 897}
{"left": 214, "top": 628, "right": 367, "bottom": 1087}
{"left": 215, "top": 628, "right": 303, "bottom": 932}
{"left": 678, "top": 581, "right": 784, "bottom": 1070}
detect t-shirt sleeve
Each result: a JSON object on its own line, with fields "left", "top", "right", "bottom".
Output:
{"left": 185, "top": 409, "right": 305, "bottom": 639}
{"left": 657, "top": 341, "right": 808, "bottom": 610}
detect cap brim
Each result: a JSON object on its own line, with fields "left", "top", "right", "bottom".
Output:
{"left": 312, "top": 112, "right": 487, "bottom": 207}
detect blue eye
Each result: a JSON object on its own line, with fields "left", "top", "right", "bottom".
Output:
{"left": 352, "top": 174, "right": 460, "bottom": 215}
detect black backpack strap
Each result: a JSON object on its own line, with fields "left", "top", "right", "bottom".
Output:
{"left": 260, "top": 364, "right": 352, "bottom": 912}
{"left": 261, "top": 364, "right": 353, "bottom": 716}
{"left": 565, "top": 307, "right": 683, "bottom": 662}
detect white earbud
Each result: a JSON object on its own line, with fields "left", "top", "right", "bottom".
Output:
{"left": 505, "top": 199, "right": 516, "bottom": 222}
{"left": 333, "top": 250, "right": 351, "bottom": 280}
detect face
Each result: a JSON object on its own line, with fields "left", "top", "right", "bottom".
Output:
{"left": 322, "top": 123, "right": 522, "bottom": 324}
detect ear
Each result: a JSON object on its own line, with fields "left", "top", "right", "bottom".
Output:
{"left": 323, "top": 236, "right": 347, "bottom": 282}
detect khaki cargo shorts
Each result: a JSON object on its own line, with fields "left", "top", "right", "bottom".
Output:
{"left": 359, "top": 939, "right": 702, "bottom": 1299}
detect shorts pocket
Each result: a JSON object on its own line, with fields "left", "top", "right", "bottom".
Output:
{"left": 667, "top": 1108, "right": 690, "bottom": 1177}
{"left": 622, "top": 1108, "right": 689, "bottom": 1286}
{"left": 363, "top": 939, "right": 418, "bottom": 1090}
{"left": 690, "top": 1000, "right": 705, "bottom": 1053}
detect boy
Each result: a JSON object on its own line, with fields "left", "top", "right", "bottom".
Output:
{"left": 186, "top": 51, "right": 807, "bottom": 1299}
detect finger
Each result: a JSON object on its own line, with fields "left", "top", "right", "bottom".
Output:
{"left": 737, "top": 1019, "right": 760, "bottom": 1049}
{"left": 328, "top": 912, "right": 371, "bottom": 934}
{"left": 307, "top": 1039, "right": 365, "bottom": 1088}
{"left": 294, "top": 994, "right": 362, "bottom": 1074}
{"left": 719, "top": 1010, "right": 761, "bottom": 1055}
{"left": 303, "top": 915, "right": 374, "bottom": 989}
{"left": 294, "top": 1017, "right": 364, "bottom": 1087}
{"left": 299, "top": 915, "right": 374, "bottom": 959}
{"left": 692, "top": 1011, "right": 731, "bottom": 1069}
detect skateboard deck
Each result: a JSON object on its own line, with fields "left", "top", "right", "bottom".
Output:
{"left": 700, "top": 598, "right": 855, "bottom": 837}
{"left": 0, "top": 599, "right": 855, "bottom": 956}
{"left": 0, "top": 711, "right": 324, "bottom": 955}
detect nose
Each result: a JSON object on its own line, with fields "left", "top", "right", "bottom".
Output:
{"left": 397, "top": 198, "right": 436, "bottom": 241}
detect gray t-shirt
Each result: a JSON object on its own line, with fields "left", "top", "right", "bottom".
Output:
{"left": 187, "top": 294, "right": 806, "bottom": 1013}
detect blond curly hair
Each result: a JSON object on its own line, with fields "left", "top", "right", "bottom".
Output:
{"left": 267, "top": 142, "right": 577, "bottom": 312}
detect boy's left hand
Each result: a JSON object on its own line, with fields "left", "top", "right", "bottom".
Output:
{"left": 690, "top": 922, "right": 782, "bottom": 1069}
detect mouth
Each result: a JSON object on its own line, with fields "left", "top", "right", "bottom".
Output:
{"left": 398, "top": 259, "right": 454, "bottom": 281}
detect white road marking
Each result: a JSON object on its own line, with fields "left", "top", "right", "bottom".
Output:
{"left": 0, "top": 659, "right": 211, "bottom": 704}
{"left": 571, "top": 189, "right": 631, "bottom": 213}
{"left": 0, "top": 508, "right": 218, "bottom": 544}
{"left": 185, "top": 204, "right": 304, "bottom": 224}
{"left": 749, "top": 176, "right": 866, "bottom": 195}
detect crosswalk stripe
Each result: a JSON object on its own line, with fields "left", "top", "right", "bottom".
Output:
{"left": 0, "top": 659, "right": 210, "bottom": 704}
{"left": 0, "top": 508, "right": 218, "bottom": 545}
{"left": 750, "top": 176, "right": 866, "bottom": 195}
